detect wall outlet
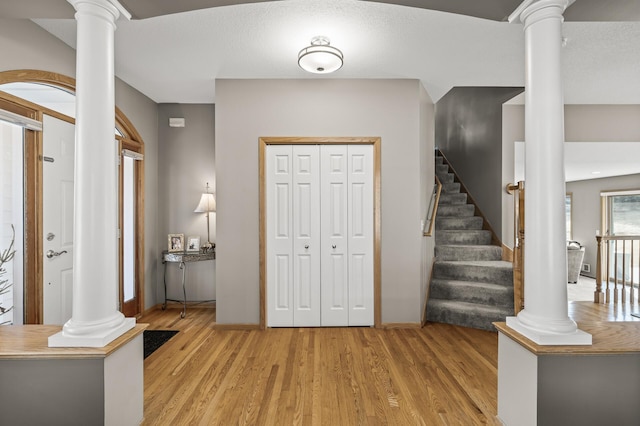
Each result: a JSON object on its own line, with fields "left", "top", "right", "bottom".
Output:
{"left": 582, "top": 263, "right": 591, "bottom": 273}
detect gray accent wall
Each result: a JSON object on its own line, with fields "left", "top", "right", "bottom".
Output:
{"left": 158, "top": 104, "right": 216, "bottom": 301}
{"left": 0, "top": 19, "right": 161, "bottom": 310}
{"left": 436, "top": 87, "right": 524, "bottom": 241}
{"left": 215, "top": 79, "right": 435, "bottom": 325}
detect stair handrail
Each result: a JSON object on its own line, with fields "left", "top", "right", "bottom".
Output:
{"left": 506, "top": 181, "right": 525, "bottom": 314}
{"left": 594, "top": 234, "right": 640, "bottom": 304}
{"left": 424, "top": 175, "right": 443, "bottom": 237}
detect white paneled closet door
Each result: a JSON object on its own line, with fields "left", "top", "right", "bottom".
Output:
{"left": 346, "top": 145, "right": 374, "bottom": 326}
{"left": 266, "top": 145, "right": 321, "bottom": 327}
{"left": 266, "top": 144, "right": 373, "bottom": 327}
{"left": 320, "top": 145, "right": 349, "bottom": 326}
{"left": 292, "top": 145, "right": 321, "bottom": 326}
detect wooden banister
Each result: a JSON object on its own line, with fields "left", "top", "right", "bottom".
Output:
{"left": 506, "top": 181, "right": 525, "bottom": 314}
{"left": 423, "top": 176, "right": 442, "bottom": 237}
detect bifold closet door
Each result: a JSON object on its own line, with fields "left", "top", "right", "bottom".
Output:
{"left": 266, "top": 145, "right": 321, "bottom": 327}
{"left": 320, "top": 145, "right": 374, "bottom": 326}
{"left": 267, "top": 144, "right": 373, "bottom": 327}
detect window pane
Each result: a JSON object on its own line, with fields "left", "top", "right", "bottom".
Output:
{"left": 123, "top": 156, "right": 135, "bottom": 302}
{"left": 610, "top": 194, "right": 640, "bottom": 235}
{"left": 0, "top": 119, "right": 24, "bottom": 325}
{"left": 565, "top": 194, "right": 572, "bottom": 240}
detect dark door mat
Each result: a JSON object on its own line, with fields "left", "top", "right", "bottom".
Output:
{"left": 144, "top": 330, "right": 178, "bottom": 359}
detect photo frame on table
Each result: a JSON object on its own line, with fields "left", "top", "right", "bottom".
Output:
{"left": 187, "top": 236, "right": 201, "bottom": 252}
{"left": 168, "top": 234, "right": 184, "bottom": 252}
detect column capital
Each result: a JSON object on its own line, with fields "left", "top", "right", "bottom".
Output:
{"left": 67, "top": 0, "right": 131, "bottom": 21}
{"left": 508, "top": 0, "right": 574, "bottom": 27}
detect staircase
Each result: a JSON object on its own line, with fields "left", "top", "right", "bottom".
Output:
{"left": 426, "top": 155, "right": 514, "bottom": 331}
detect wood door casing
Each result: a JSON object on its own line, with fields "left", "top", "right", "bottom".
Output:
{"left": 259, "top": 137, "right": 382, "bottom": 328}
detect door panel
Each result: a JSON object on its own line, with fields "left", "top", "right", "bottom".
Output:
{"left": 292, "top": 145, "right": 320, "bottom": 326}
{"left": 321, "top": 146, "right": 349, "bottom": 326}
{"left": 348, "top": 145, "right": 374, "bottom": 326}
{"left": 43, "top": 115, "right": 74, "bottom": 325}
{"left": 267, "top": 145, "right": 294, "bottom": 326}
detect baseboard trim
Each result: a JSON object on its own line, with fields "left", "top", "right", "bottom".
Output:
{"left": 502, "top": 244, "right": 514, "bottom": 262}
{"left": 213, "top": 323, "right": 261, "bottom": 330}
{"left": 379, "top": 322, "right": 422, "bottom": 329}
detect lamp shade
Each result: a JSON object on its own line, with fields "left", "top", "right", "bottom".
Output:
{"left": 298, "top": 36, "right": 343, "bottom": 74}
{"left": 194, "top": 193, "right": 216, "bottom": 213}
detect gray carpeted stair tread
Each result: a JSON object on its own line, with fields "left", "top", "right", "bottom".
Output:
{"left": 426, "top": 299, "right": 513, "bottom": 331}
{"left": 438, "top": 193, "right": 468, "bottom": 205}
{"left": 442, "top": 182, "right": 461, "bottom": 193}
{"left": 433, "top": 260, "right": 513, "bottom": 286}
{"left": 437, "top": 172, "right": 455, "bottom": 184}
{"left": 436, "top": 230, "right": 491, "bottom": 245}
{"left": 435, "top": 244, "right": 503, "bottom": 261}
{"left": 436, "top": 164, "right": 449, "bottom": 174}
{"left": 435, "top": 156, "right": 444, "bottom": 164}
{"left": 430, "top": 279, "right": 514, "bottom": 305}
{"left": 437, "top": 204, "right": 475, "bottom": 217}
{"left": 436, "top": 216, "right": 483, "bottom": 230}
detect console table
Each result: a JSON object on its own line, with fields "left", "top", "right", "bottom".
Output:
{"left": 162, "top": 250, "right": 215, "bottom": 318}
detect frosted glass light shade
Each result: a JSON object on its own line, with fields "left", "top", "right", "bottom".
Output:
{"left": 194, "top": 193, "right": 216, "bottom": 213}
{"left": 298, "top": 36, "right": 343, "bottom": 74}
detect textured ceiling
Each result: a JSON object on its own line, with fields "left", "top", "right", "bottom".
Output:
{"left": 29, "top": 0, "right": 640, "bottom": 105}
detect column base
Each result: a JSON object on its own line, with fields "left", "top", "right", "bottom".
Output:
{"left": 506, "top": 316, "right": 592, "bottom": 345}
{"left": 49, "top": 317, "right": 136, "bottom": 348}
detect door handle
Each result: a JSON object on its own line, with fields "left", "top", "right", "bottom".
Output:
{"left": 46, "top": 249, "right": 68, "bottom": 259}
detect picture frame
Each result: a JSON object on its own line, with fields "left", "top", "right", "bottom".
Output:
{"left": 186, "top": 236, "right": 200, "bottom": 252}
{"left": 168, "top": 233, "right": 184, "bottom": 252}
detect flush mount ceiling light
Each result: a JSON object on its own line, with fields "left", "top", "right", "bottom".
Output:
{"left": 298, "top": 36, "right": 343, "bottom": 74}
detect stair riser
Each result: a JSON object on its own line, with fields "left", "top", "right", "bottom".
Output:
{"left": 437, "top": 204, "right": 475, "bottom": 217}
{"left": 437, "top": 172, "right": 454, "bottom": 184}
{"left": 426, "top": 305, "right": 511, "bottom": 331}
{"left": 435, "top": 245, "right": 503, "bottom": 261}
{"left": 436, "top": 231, "right": 491, "bottom": 245}
{"left": 436, "top": 164, "right": 449, "bottom": 174}
{"left": 438, "top": 193, "right": 468, "bottom": 205}
{"left": 436, "top": 216, "right": 483, "bottom": 230}
{"left": 442, "top": 182, "right": 461, "bottom": 193}
{"left": 433, "top": 263, "right": 513, "bottom": 286}
{"left": 430, "top": 280, "right": 513, "bottom": 305}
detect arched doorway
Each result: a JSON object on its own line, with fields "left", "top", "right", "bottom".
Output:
{"left": 0, "top": 69, "right": 145, "bottom": 323}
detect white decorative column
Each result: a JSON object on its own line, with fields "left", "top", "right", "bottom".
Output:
{"left": 50, "top": 0, "right": 134, "bottom": 347}
{"left": 506, "top": 0, "right": 591, "bottom": 345}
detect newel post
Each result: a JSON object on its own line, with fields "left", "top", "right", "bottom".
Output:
{"left": 594, "top": 235, "right": 604, "bottom": 303}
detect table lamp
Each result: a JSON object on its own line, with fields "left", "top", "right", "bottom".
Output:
{"left": 194, "top": 182, "right": 216, "bottom": 252}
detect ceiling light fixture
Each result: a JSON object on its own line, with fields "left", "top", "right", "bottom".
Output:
{"left": 298, "top": 36, "right": 343, "bottom": 74}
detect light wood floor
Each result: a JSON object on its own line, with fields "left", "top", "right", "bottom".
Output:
{"left": 141, "top": 306, "right": 501, "bottom": 425}
{"left": 141, "top": 301, "right": 639, "bottom": 425}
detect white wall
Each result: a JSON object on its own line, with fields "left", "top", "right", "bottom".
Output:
{"left": 0, "top": 19, "right": 161, "bottom": 311}
{"left": 158, "top": 104, "right": 216, "bottom": 302}
{"left": 216, "top": 79, "right": 434, "bottom": 325}
{"left": 419, "top": 85, "right": 436, "bottom": 318}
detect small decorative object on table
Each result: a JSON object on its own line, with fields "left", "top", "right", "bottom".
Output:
{"left": 168, "top": 233, "right": 184, "bottom": 252}
{"left": 186, "top": 236, "right": 200, "bottom": 252}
